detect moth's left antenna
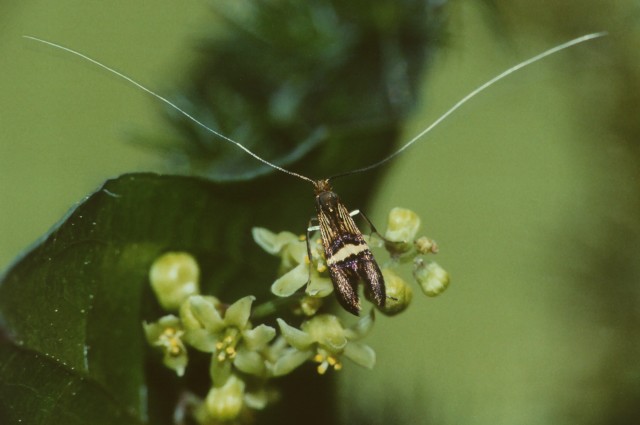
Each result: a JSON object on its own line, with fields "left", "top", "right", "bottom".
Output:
{"left": 23, "top": 35, "right": 315, "bottom": 184}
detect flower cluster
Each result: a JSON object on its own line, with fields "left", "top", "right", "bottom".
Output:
{"left": 144, "top": 208, "right": 449, "bottom": 424}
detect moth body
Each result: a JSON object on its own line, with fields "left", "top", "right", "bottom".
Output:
{"left": 313, "top": 179, "right": 385, "bottom": 315}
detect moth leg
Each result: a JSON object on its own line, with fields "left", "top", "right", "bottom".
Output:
{"left": 304, "top": 218, "right": 320, "bottom": 284}
{"left": 351, "top": 209, "right": 403, "bottom": 245}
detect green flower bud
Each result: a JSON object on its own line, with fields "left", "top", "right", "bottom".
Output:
{"left": 149, "top": 252, "right": 200, "bottom": 311}
{"left": 414, "top": 236, "right": 439, "bottom": 255}
{"left": 377, "top": 269, "right": 413, "bottom": 316}
{"left": 385, "top": 207, "right": 421, "bottom": 242}
{"left": 413, "top": 259, "right": 450, "bottom": 297}
{"left": 204, "top": 374, "right": 245, "bottom": 421}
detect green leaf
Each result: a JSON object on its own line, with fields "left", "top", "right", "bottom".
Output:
{"left": 0, "top": 173, "right": 267, "bottom": 423}
{"left": 0, "top": 344, "right": 143, "bottom": 425}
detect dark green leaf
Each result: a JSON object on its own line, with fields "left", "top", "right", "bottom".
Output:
{"left": 0, "top": 344, "right": 143, "bottom": 425}
{"left": 0, "top": 173, "right": 271, "bottom": 423}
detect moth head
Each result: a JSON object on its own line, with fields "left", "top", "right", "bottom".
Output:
{"left": 312, "top": 179, "right": 333, "bottom": 195}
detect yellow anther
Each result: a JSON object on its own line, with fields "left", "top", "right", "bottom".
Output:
{"left": 317, "top": 362, "right": 329, "bottom": 375}
{"left": 299, "top": 234, "right": 306, "bottom": 241}
{"left": 304, "top": 255, "right": 311, "bottom": 265}
{"left": 313, "top": 353, "right": 324, "bottom": 363}
{"left": 316, "top": 264, "right": 327, "bottom": 273}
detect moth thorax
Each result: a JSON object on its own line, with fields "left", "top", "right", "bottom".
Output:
{"left": 314, "top": 189, "right": 339, "bottom": 215}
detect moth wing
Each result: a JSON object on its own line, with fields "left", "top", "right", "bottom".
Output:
{"left": 328, "top": 265, "right": 361, "bottom": 315}
{"left": 359, "top": 252, "right": 386, "bottom": 308}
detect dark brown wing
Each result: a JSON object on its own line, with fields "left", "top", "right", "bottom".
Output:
{"left": 318, "top": 202, "right": 385, "bottom": 315}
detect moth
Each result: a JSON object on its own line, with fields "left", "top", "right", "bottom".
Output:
{"left": 311, "top": 179, "right": 386, "bottom": 315}
{"left": 25, "top": 32, "right": 606, "bottom": 315}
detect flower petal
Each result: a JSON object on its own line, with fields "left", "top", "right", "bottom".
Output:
{"left": 272, "top": 348, "right": 313, "bottom": 376}
{"left": 343, "top": 342, "right": 376, "bottom": 369}
{"left": 305, "top": 275, "right": 333, "bottom": 297}
{"left": 183, "top": 329, "right": 218, "bottom": 352}
{"left": 210, "top": 354, "right": 233, "bottom": 387}
{"left": 276, "top": 318, "right": 314, "bottom": 350}
{"left": 224, "top": 295, "right": 256, "bottom": 329}
{"left": 271, "top": 263, "right": 308, "bottom": 297}
{"left": 252, "top": 227, "right": 298, "bottom": 255}
{"left": 344, "top": 309, "right": 375, "bottom": 341}
{"left": 244, "top": 389, "right": 270, "bottom": 410}
{"left": 243, "top": 324, "right": 276, "bottom": 350}
{"left": 282, "top": 239, "right": 308, "bottom": 267}
{"left": 163, "top": 347, "right": 188, "bottom": 377}
{"left": 184, "top": 295, "right": 224, "bottom": 332}
{"left": 234, "top": 349, "right": 266, "bottom": 376}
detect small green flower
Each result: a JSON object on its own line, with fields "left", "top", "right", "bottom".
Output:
{"left": 143, "top": 315, "right": 188, "bottom": 376}
{"left": 149, "top": 252, "right": 201, "bottom": 311}
{"left": 413, "top": 258, "right": 450, "bottom": 297}
{"left": 180, "top": 295, "right": 276, "bottom": 384}
{"left": 274, "top": 312, "right": 376, "bottom": 375}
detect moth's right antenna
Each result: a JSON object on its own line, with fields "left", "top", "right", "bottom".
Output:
{"left": 330, "top": 31, "right": 608, "bottom": 180}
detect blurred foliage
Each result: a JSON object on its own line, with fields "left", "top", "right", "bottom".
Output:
{"left": 484, "top": 1, "right": 640, "bottom": 423}
{"left": 155, "top": 0, "right": 446, "bottom": 183}
{"left": 0, "top": 0, "right": 448, "bottom": 424}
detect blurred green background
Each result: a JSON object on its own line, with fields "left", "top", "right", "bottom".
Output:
{"left": 2, "top": 0, "right": 639, "bottom": 424}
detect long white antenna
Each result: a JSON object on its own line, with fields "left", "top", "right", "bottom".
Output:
{"left": 330, "top": 31, "right": 608, "bottom": 179}
{"left": 25, "top": 32, "right": 607, "bottom": 185}
{"left": 23, "top": 35, "right": 315, "bottom": 185}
